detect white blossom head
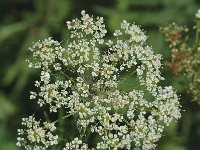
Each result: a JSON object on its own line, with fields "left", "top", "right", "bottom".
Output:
{"left": 17, "top": 116, "right": 58, "bottom": 149}
{"left": 19, "top": 11, "right": 181, "bottom": 149}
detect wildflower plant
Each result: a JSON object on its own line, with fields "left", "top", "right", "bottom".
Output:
{"left": 160, "top": 9, "right": 200, "bottom": 102}
{"left": 17, "top": 11, "right": 181, "bottom": 149}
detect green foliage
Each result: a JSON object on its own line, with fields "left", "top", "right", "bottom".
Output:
{"left": 0, "top": 92, "right": 15, "bottom": 120}
{"left": 0, "top": 0, "right": 200, "bottom": 149}
{"left": 160, "top": 8, "right": 200, "bottom": 150}
{"left": 0, "top": 0, "right": 72, "bottom": 148}
{"left": 95, "top": 0, "right": 198, "bottom": 51}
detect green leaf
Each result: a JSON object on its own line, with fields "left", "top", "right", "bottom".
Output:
{"left": 0, "top": 22, "right": 29, "bottom": 45}
{"left": 0, "top": 92, "right": 16, "bottom": 121}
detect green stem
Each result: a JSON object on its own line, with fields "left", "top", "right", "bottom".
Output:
{"left": 194, "top": 23, "right": 200, "bottom": 51}
{"left": 53, "top": 112, "right": 77, "bottom": 124}
{"left": 123, "top": 118, "right": 131, "bottom": 126}
{"left": 60, "top": 70, "right": 76, "bottom": 84}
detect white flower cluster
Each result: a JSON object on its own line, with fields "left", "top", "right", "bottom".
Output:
{"left": 63, "top": 137, "right": 88, "bottom": 150}
{"left": 196, "top": 9, "right": 200, "bottom": 19}
{"left": 18, "top": 10, "right": 181, "bottom": 149}
{"left": 17, "top": 116, "right": 58, "bottom": 149}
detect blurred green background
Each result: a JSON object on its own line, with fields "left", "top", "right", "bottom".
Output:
{"left": 0, "top": 0, "right": 200, "bottom": 149}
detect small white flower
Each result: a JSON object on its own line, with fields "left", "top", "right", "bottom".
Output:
{"left": 196, "top": 9, "right": 200, "bottom": 19}
{"left": 113, "top": 30, "right": 122, "bottom": 36}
